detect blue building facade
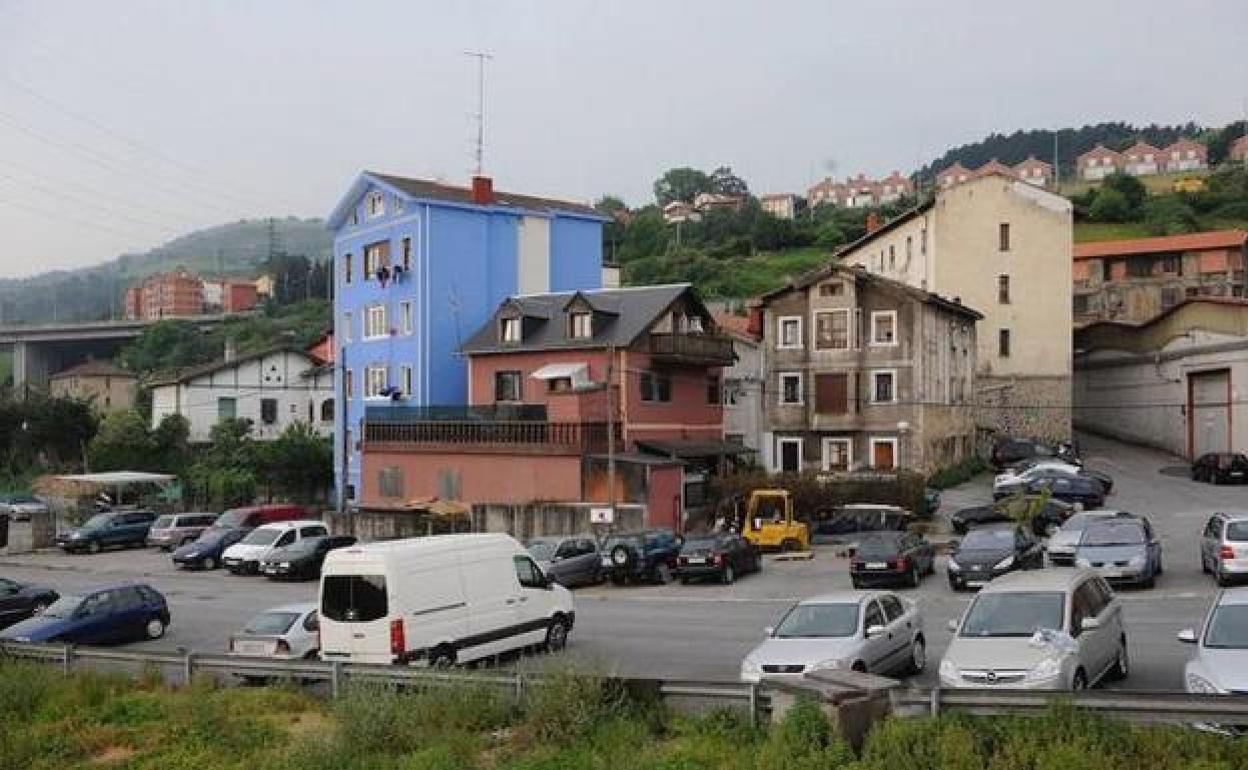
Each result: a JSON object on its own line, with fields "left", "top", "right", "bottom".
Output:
{"left": 326, "top": 172, "right": 607, "bottom": 504}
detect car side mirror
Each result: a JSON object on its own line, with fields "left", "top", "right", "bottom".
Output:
{"left": 946, "top": 619, "right": 958, "bottom": 633}
{"left": 1080, "top": 616, "right": 1101, "bottom": 631}
{"left": 866, "top": 624, "right": 886, "bottom": 639}
{"left": 764, "top": 626, "right": 775, "bottom": 637}
{"left": 1177, "top": 628, "right": 1197, "bottom": 644}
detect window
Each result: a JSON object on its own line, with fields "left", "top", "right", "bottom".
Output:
{"left": 999, "top": 222, "right": 1010, "bottom": 252}
{"left": 815, "top": 373, "right": 848, "bottom": 414}
{"left": 500, "top": 317, "right": 521, "bottom": 343}
{"left": 879, "top": 594, "right": 905, "bottom": 623}
{"left": 570, "top": 312, "right": 593, "bottom": 339}
{"left": 367, "top": 191, "right": 385, "bottom": 218}
{"left": 869, "top": 437, "right": 898, "bottom": 470}
{"left": 822, "top": 438, "right": 852, "bottom": 471}
{"left": 322, "top": 575, "right": 387, "bottom": 623}
{"left": 815, "top": 310, "right": 849, "bottom": 350}
{"left": 365, "top": 304, "right": 388, "bottom": 338}
{"left": 401, "top": 237, "right": 412, "bottom": 270}
{"left": 778, "top": 316, "right": 803, "bottom": 349}
{"left": 888, "top": 244, "right": 895, "bottom": 268}
{"left": 998, "top": 275, "right": 1010, "bottom": 304}
{"left": 260, "top": 398, "right": 278, "bottom": 424}
{"left": 363, "top": 241, "right": 390, "bottom": 277}
{"left": 870, "top": 311, "right": 896, "bottom": 346}
{"left": 1161, "top": 287, "right": 1181, "bottom": 308}
{"left": 871, "top": 371, "right": 895, "bottom": 403}
{"left": 341, "top": 312, "right": 352, "bottom": 342}
{"left": 819, "top": 282, "right": 844, "bottom": 297}
{"left": 514, "top": 556, "right": 546, "bottom": 588}
{"left": 1102, "top": 260, "right": 1113, "bottom": 282}
{"left": 399, "top": 365, "right": 412, "bottom": 397}
{"left": 342, "top": 252, "right": 353, "bottom": 285}
{"left": 344, "top": 368, "right": 354, "bottom": 399}
{"left": 399, "top": 301, "right": 413, "bottom": 335}
{"left": 1161, "top": 255, "right": 1180, "bottom": 274}
{"left": 706, "top": 375, "right": 720, "bottom": 405}
{"left": 920, "top": 227, "right": 927, "bottom": 255}
{"left": 1073, "top": 295, "right": 1089, "bottom": 315}
{"left": 640, "top": 371, "right": 672, "bottom": 403}
{"left": 364, "top": 365, "right": 387, "bottom": 398}
{"left": 218, "top": 397, "right": 237, "bottom": 420}
{"left": 779, "top": 372, "right": 803, "bottom": 405}
{"left": 999, "top": 329, "right": 1011, "bottom": 358}
{"left": 320, "top": 399, "right": 334, "bottom": 422}
{"left": 379, "top": 467, "right": 405, "bottom": 499}
{"left": 495, "top": 370, "right": 522, "bottom": 402}
{"left": 906, "top": 236, "right": 912, "bottom": 261}
{"left": 863, "top": 600, "right": 885, "bottom": 630}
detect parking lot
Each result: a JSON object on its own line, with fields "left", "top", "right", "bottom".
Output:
{"left": 0, "top": 434, "right": 1238, "bottom": 688}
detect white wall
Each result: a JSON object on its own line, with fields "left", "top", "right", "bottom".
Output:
{"left": 723, "top": 335, "right": 764, "bottom": 451}
{"left": 517, "top": 215, "right": 551, "bottom": 295}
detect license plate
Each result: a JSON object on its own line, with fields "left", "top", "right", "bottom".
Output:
{"left": 1101, "top": 570, "right": 1123, "bottom": 578}
{"left": 235, "top": 641, "right": 270, "bottom": 656}
{"left": 967, "top": 580, "right": 987, "bottom": 588}
{"left": 866, "top": 562, "right": 888, "bottom": 569}
{"left": 686, "top": 557, "right": 706, "bottom": 565}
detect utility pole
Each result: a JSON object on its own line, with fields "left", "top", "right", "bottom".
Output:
{"left": 338, "top": 348, "right": 349, "bottom": 513}
{"left": 464, "top": 50, "right": 493, "bottom": 176}
{"left": 1053, "top": 131, "right": 1060, "bottom": 188}
{"left": 606, "top": 345, "right": 617, "bottom": 524}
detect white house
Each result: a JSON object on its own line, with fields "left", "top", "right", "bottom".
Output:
{"left": 149, "top": 346, "right": 334, "bottom": 443}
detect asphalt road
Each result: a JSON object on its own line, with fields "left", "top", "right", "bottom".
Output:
{"left": 0, "top": 434, "right": 1234, "bottom": 689}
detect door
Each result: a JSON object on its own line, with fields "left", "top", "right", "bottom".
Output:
{"left": 778, "top": 439, "right": 802, "bottom": 473}
{"left": 877, "top": 593, "right": 912, "bottom": 672}
{"left": 1201, "top": 516, "right": 1221, "bottom": 569}
{"left": 73, "top": 591, "right": 117, "bottom": 644}
{"left": 512, "top": 555, "right": 553, "bottom": 647}
{"left": 860, "top": 599, "right": 892, "bottom": 672}
{"left": 1190, "top": 370, "right": 1231, "bottom": 459}
{"left": 0, "top": 579, "right": 24, "bottom": 625}
{"left": 113, "top": 587, "right": 148, "bottom": 641}
{"left": 872, "top": 440, "right": 895, "bottom": 470}
{"left": 568, "top": 539, "right": 599, "bottom": 584}
{"left": 1071, "top": 581, "right": 1112, "bottom": 676}
{"left": 815, "top": 374, "right": 848, "bottom": 415}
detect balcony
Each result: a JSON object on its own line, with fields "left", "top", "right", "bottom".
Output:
{"left": 364, "top": 419, "right": 618, "bottom": 455}
{"left": 649, "top": 332, "right": 735, "bottom": 367}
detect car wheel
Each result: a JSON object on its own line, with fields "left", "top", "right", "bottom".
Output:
{"left": 1107, "top": 637, "right": 1129, "bottom": 681}
{"left": 1155, "top": 557, "right": 1163, "bottom": 576}
{"left": 1142, "top": 571, "right": 1156, "bottom": 589}
{"left": 1201, "top": 555, "right": 1210, "bottom": 574}
{"left": 655, "top": 564, "right": 672, "bottom": 585}
{"left": 722, "top": 565, "right": 736, "bottom": 585}
{"left": 904, "top": 636, "right": 926, "bottom": 676}
{"left": 202, "top": 555, "right": 217, "bottom": 570}
{"left": 1217, "top": 570, "right": 1232, "bottom": 587}
{"left": 851, "top": 661, "right": 867, "bottom": 674}
{"left": 428, "top": 646, "right": 456, "bottom": 668}
{"left": 948, "top": 578, "right": 962, "bottom": 592}
{"left": 87, "top": 540, "right": 101, "bottom": 555}
{"left": 610, "top": 574, "right": 626, "bottom": 586}
{"left": 144, "top": 618, "right": 165, "bottom": 640}
{"left": 544, "top": 616, "right": 570, "bottom": 652}
{"left": 1071, "top": 668, "right": 1088, "bottom": 691}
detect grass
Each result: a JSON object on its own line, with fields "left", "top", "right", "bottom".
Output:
{"left": 624, "top": 247, "right": 832, "bottom": 299}
{"left": 1073, "top": 222, "right": 1156, "bottom": 242}
{"left": 1057, "top": 169, "right": 1211, "bottom": 198}
{"left": 3, "top": 661, "right": 1247, "bottom": 769}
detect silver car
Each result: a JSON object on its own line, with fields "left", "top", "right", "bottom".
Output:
{"left": 740, "top": 591, "right": 925, "bottom": 683}
{"left": 527, "top": 536, "right": 601, "bottom": 587}
{"left": 1199, "top": 513, "right": 1248, "bottom": 587}
{"left": 230, "top": 603, "right": 320, "bottom": 660}
{"left": 0, "top": 494, "right": 49, "bottom": 522}
{"left": 939, "top": 569, "right": 1127, "bottom": 690}
{"left": 1179, "top": 588, "right": 1248, "bottom": 695}
{"left": 1048, "top": 511, "right": 1119, "bottom": 565}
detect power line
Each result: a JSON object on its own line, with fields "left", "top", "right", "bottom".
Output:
{"left": 0, "top": 194, "right": 160, "bottom": 240}
{"left": 0, "top": 169, "right": 182, "bottom": 234}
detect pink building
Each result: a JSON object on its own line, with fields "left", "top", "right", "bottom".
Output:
{"left": 1122, "top": 141, "right": 1163, "bottom": 176}
{"left": 935, "top": 163, "right": 972, "bottom": 189}
{"left": 361, "top": 284, "right": 742, "bottom": 531}
{"left": 1077, "top": 145, "right": 1124, "bottom": 180}
{"left": 1013, "top": 156, "right": 1053, "bottom": 187}
{"left": 1163, "top": 138, "right": 1208, "bottom": 172}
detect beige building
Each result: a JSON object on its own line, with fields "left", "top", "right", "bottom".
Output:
{"left": 760, "top": 193, "right": 799, "bottom": 220}
{"left": 758, "top": 264, "right": 981, "bottom": 474}
{"left": 838, "top": 172, "right": 1074, "bottom": 440}
{"left": 47, "top": 359, "right": 137, "bottom": 414}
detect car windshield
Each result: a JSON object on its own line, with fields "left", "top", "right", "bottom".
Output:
{"left": 152, "top": 516, "right": 174, "bottom": 529}
{"left": 681, "top": 537, "right": 719, "bottom": 551}
{"left": 774, "top": 603, "right": 859, "bottom": 639}
{"left": 40, "top": 595, "right": 84, "bottom": 619}
{"left": 213, "top": 509, "right": 253, "bottom": 529}
{"left": 1060, "top": 514, "right": 1102, "bottom": 532}
{"left": 194, "top": 528, "right": 235, "bottom": 545}
{"left": 855, "top": 537, "right": 902, "bottom": 558}
{"left": 960, "top": 592, "right": 1065, "bottom": 637}
{"left": 1082, "top": 522, "right": 1144, "bottom": 547}
{"left": 242, "top": 611, "right": 300, "bottom": 636}
{"left": 961, "top": 529, "right": 1015, "bottom": 549}
{"left": 241, "top": 527, "right": 282, "bottom": 546}
{"left": 81, "top": 514, "right": 112, "bottom": 529}
{"left": 1227, "top": 522, "right": 1248, "bottom": 542}
{"left": 527, "top": 541, "right": 558, "bottom": 560}
{"left": 1204, "top": 605, "right": 1248, "bottom": 649}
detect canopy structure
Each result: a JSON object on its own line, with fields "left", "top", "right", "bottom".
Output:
{"left": 529, "top": 362, "right": 591, "bottom": 389}
{"left": 35, "top": 471, "right": 179, "bottom": 503}
{"left": 55, "top": 472, "right": 176, "bottom": 485}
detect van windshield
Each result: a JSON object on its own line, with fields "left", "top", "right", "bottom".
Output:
{"left": 322, "top": 575, "right": 387, "bottom": 622}
{"left": 241, "top": 527, "right": 282, "bottom": 546}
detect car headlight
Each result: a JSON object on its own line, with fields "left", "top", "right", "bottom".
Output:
{"left": 1075, "top": 558, "right": 1091, "bottom": 568}
{"left": 939, "top": 659, "right": 957, "bottom": 679}
{"left": 69, "top": 532, "right": 83, "bottom": 539}
{"left": 994, "top": 556, "right": 1014, "bottom": 570}
{"left": 1127, "top": 555, "right": 1146, "bottom": 568}
{"left": 182, "top": 550, "right": 199, "bottom": 558}
{"left": 1026, "top": 656, "right": 1063, "bottom": 682}
{"left": 1186, "top": 673, "right": 1224, "bottom": 695}
{"left": 947, "top": 558, "right": 961, "bottom": 572}
{"left": 813, "top": 658, "right": 851, "bottom": 671}
{"left": 740, "top": 657, "right": 762, "bottom": 680}
{"left": 280, "top": 562, "right": 290, "bottom": 569}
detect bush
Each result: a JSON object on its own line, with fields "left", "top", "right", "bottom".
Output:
{"left": 757, "top": 698, "right": 854, "bottom": 770}
{"left": 708, "top": 469, "right": 928, "bottom": 520}
{"left": 927, "top": 456, "right": 988, "bottom": 490}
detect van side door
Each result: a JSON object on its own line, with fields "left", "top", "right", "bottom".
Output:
{"left": 513, "top": 555, "right": 555, "bottom": 646}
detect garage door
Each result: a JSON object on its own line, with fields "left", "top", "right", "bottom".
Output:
{"left": 1190, "top": 369, "right": 1231, "bottom": 459}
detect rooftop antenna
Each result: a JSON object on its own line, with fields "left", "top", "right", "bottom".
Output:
{"left": 464, "top": 50, "right": 493, "bottom": 176}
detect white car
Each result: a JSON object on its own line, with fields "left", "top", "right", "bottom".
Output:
{"left": 939, "top": 569, "right": 1127, "bottom": 690}
{"left": 740, "top": 591, "right": 925, "bottom": 683}
{"left": 230, "top": 603, "right": 320, "bottom": 660}
{"left": 0, "top": 494, "right": 49, "bottom": 522}
{"left": 993, "top": 461, "right": 1081, "bottom": 492}
{"left": 222, "top": 520, "right": 328, "bottom": 575}
{"left": 1179, "top": 588, "right": 1248, "bottom": 695}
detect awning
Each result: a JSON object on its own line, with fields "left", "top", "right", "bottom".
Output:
{"left": 529, "top": 362, "right": 590, "bottom": 388}
{"left": 54, "top": 472, "right": 176, "bottom": 485}
{"left": 634, "top": 439, "right": 757, "bottom": 459}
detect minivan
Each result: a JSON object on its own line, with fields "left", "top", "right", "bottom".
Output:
{"left": 1200, "top": 512, "right": 1248, "bottom": 586}
{"left": 319, "top": 533, "right": 576, "bottom": 666}
{"left": 147, "top": 512, "right": 220, "bottom": 550}
{"left": 209, "top": 504, "right": 311, "bottom": 532}
{"left": 222, "top": 520, "right": 328, "bottom": 574}
{"left": 56, "top": 510, "right": 157, "bottom": 554}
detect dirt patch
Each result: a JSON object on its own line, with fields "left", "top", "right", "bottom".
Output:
{"left": 89, "top": 745, "right": 136, "bottom": 765}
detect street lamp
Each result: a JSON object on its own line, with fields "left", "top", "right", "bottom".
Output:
{"left": 896, "top": 421, "right": 911, "bottom": 469}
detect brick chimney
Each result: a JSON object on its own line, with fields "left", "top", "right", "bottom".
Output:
{"left": 471, "top": 175, "right": 494, "bottom": 204}
{"left": 865, "top": 212, "right": 882, "bottom": 233}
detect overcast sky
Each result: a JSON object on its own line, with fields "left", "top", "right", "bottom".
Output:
{"left": 1, "top": 0, "right": 1245, "bottom": 278}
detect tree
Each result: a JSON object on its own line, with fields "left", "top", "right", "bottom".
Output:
{"left": 617, "top": 207, "right": 670, "bottom": 262}
{"left": 709, "top": 166, "right": 749, "bottom": 197}
{"left": 120, "top": 320, "right": 217, "bottom": 373}
{"left": 653, "top": 168, "right": 711, "bottom": 206}
{"left": 263, "top": 422, "right": 333, "bottom": 503}
{"left": 151, "top": 414, "right": 192, "bottom": 477}
{"left": 1142, "top": 197, "right": 1198, "bottom": 235}
{"left": 88, "top": 410, "right": 155, "bottom": 472}
{"left": 593, "top": 195, "right": 628, "bottom": 217}
{"left": 1101, "top": 172, "right": 1147, "bottom": 213}
{"left": 1088, "top": 187, "right": 1132, "bottom": 223}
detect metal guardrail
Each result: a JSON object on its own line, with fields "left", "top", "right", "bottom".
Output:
{"left": 890, "top": 686, "right": 1248, "bottom": 725}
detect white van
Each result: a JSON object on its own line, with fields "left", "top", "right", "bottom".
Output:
{"left": 318, "top": 533, "right": 576, "bottom": 666}
{"left": 222, "top": 520, "right": 329, "bottom": 575}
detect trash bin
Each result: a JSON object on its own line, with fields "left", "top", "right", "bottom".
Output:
{"left": 0, "top": 513, "right": 9, "bottom": 549}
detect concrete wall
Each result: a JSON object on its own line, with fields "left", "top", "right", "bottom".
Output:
{"left": 723, "top": 334, "right": 764, "bottom": 451}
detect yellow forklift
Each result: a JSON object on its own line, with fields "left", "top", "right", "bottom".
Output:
{"left": 739, "top": 489, "right": 810, "bottom": 552}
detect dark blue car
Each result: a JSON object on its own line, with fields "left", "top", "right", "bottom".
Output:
{"left": 171, "top": 527, "right": 250, "bottom": 570}
{"left": 0, "top": 583, "right": 170, "bottom": 644}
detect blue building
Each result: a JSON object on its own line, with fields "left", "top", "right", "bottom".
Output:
{"left": 326, "top": 172, "right": 608, "bottom": 504}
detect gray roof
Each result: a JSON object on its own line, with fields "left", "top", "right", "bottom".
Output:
{"left": 147, "top": 345, "right": 316, "bottom": 387}
{"left": 460, "top": 284, "right": 698, "bottom": 354}
{"left": 369, "top": 172, "right": 605, "bottom": 219}
{"left": 759, "top": 263, "right": 982, "bottom": 321}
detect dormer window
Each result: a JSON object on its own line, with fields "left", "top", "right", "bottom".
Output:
{"left": 367, "top": 192, "right": 385, "bottom": 218}
{"left": 500, "top": 317, "right": 521, "bottom": 343}
{"left": 570, "top": 312, "right": 592, "bottom": 339}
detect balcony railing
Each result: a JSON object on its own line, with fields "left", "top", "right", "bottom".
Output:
{"left": 649, "top": 333, "right": 735, "bottom": 366}
{"left": 364, "top": 420, "right": 617, "bottom": 455}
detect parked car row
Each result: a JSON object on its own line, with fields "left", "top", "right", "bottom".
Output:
{"left": 0, "top": 493, "right": 49, "bottom": 522}
{"left": 523, "top": 529, "right": 765, "bottom": 588}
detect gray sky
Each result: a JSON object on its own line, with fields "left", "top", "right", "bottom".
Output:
{"left": 1, "top": 0, "right": 1245, "bottom": 278}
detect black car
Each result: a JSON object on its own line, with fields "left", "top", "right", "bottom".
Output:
{"left": 259, "top": 535, "right": 358, "bottom": 580}
{"left": 951, "top": 495, "right": 1076, "bottom": 537}
{"left": 676, "top": 533, "right": 760, "bottom": 584}
{"left": 56, "top": 510, "right": 157, "bottom": 554}
{"left": 601, "top": 530, "right": 681, "bottom": 585}
{"left": 171, "top": 526, "right": 250, "bottom": 570}
{"left": 850, "top": 531, "right": 936, "bottom": 588}
{"left": 991, "top": 437, "right": 1056, "bottom": 470}
{"left": 0, "top": 577, "right": 58, "bottom": 630}
{"left": 947, "top": 524, "right": 1044, "bottom": 590}
{"left": 810, "top": 505, "right": 909, "bottom": 545}
{"left": 1024, "top": 475, "right": 1105, "bottom": 510}
{"left": 1191, "top": 452, "right": 1248, "bottom": 485}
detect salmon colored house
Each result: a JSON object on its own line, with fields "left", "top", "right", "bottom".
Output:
{"left": 360, "top": 284, "right": 742, "bottom": 531}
